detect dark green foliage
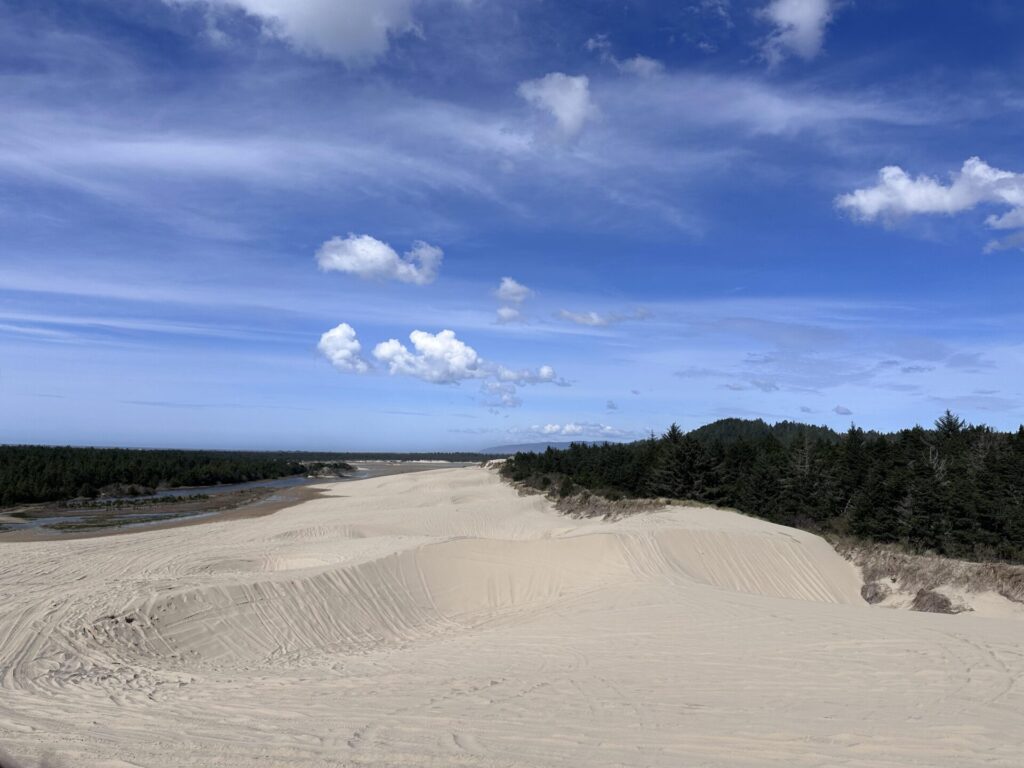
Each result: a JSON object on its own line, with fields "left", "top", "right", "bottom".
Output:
{"left": 687, "top": 418, "right": 840, "bottom": 446}
{"left": 0, "top": 447, "right": 485, "bottom": 506}
{"left": 0, "top": 446, "right": 314, "bottom": 505}
{"left": 501, "top": 416, "right": 1024, "bottom": 564}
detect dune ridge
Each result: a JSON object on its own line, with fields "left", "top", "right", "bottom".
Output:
{"left": 1, "top": 467, "right": 1022, "bottom": 767}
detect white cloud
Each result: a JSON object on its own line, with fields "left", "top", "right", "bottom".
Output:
{"left": 557, "top": 308, "right": 649, "bottom": 326}
{"left": 191, "top": 0, "right": 463, "bottom": 64}
{"left": 760, "top": 0, "right": 836, "bottom": 65}
{"left": 319, "top": 323, "right": 563, "bottom": 405}
{"left": 484, "top": 364, "right": 566, "bottom": 407}
{"left": 496, "top": 364, "right": 560, "bottom": 385}
{"left": 558, "top": 310, "right": 612, "bottom": 327}
{"left": 494, "top": 277, "right": 531, "bottom": 325}
{"left": 495, "top": 276, "right": 532, "bottom": 303}
{"left": 585, "top": 36, "right": 664, "bottom": 77}
{"left": 837, "top": 157, "right": 1024, "bottom": 219}
{"left": 495, "top": 306, "right": 522, "bottom": 324}
{"left": 984, "top": 232, "right": 1024, "bottom": 254}
{"left": 316, "top": 233, "right": 442, "bottom": 285}
{"left": 373, "top": 329, "right": 482, "bottom": 383}
{"left": 517, "top": 73, "right": 594, "bottom": 139}
{"left": 584, "top": 35, "right": 613, "bottom": 58}
{"left": 317, "top": 322, "right": 369, "bottom": 373}
{"left": 521, "top": 422, "right": 630, "bottom": 439}
{"left": 481, "top": 381, "right": 522, "bottom": 408}
{"left": 837, "top": 157, "right": 1024, "bottom": 250}
{"left": 618, "top": 55, "right": 665, "bottom": 78}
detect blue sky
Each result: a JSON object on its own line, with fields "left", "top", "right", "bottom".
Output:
{"left": 2, "top": 0, "right": 1023, "bottom": 450}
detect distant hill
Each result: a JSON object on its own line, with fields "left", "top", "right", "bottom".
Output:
{"left": 687, "top": 418, "right": 840, "bottom": 446}
{"left": 481, "top": 441, "right": 618, "bottom": 455}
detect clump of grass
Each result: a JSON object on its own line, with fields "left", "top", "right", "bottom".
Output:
{"left": 860, "top": 582, "right": 891, "bottom": 604}
{"left": 910, "top": 589, "right": 966, "bottom": 614}
{"left": 554, "top": 491, "right": 665, "bottom": 521}
{"left": 834, "top": 538, "right": 1024, "bottom": 605}
{"left": 503, "top": 473, "right": 712, "bottom": 520}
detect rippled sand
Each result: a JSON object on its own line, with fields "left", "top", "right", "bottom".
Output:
{"left": 1, "top": 467, "right": 1021, "bottom": 767}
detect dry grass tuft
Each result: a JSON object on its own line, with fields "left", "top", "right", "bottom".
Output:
{"left": 860, "top": 582, "right": 891, "bottom": 604}
{"left": 502, "top": 476, "right": 666, "bottom": 520}
{"left": 554, "top": 492, "right": 666, "bottom": 521}
{"left": 910, "top": 589, "right": 964, "bottom": 614}
{"left": 834, "top": 538, "right": 1024, "bottom": 605}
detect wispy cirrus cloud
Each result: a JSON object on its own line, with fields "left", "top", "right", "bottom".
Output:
{"left": 172, "top": 0, "right": 473, "bottom": 65}
{"left": 557, "top": 308, "right": 649, "bottom": 327}
{"left": 513, "top": 422, "right": 635, "bottom": 439}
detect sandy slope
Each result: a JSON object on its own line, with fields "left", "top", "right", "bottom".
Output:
{"left": 1, "top": 467, "right": 1022, "bottom": 767}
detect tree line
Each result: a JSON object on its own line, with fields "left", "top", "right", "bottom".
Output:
{"left": 501, "top": 413, "right": 1024, "bottom": 564}
{"left": 0, "top": 446, "right": 319, "bottom": 504}
{"left": 0, "top": 446, "right": 494, "bottom": 506}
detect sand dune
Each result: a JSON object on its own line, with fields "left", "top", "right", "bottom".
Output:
{"left": 1, "top": 467, "right": 1022, "bottom": 767}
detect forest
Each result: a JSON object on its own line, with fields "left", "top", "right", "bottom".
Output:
{"left": 0, "top": 446, "right": 488, "bottom": 506}
{"left": 502, "top": 413, "right": 1024, "bottom": 564}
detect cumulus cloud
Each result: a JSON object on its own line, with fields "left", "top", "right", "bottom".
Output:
{"left": 833, "top": 405, "right": 852, "bottom": 415}
{"left": 517, "top": 73, "right": 594, "bottom": 138}
{"left": 760, "top": 0, "right": 836, "bottom": 65}
{"left": 495, "top": 276, "right": 532, "bottom": 303}
{"left": 317, "top": 322, "right": 369, "bottom": 373}
{"left": 836, "top": 157, "right": 1024, "bottom": 250}
{"left": 365, "top": 328, "right": 565, "bottom": 406}
{"left": 372, "top": 329, "right": 482, "bottom": 383}
{"left": 189, "top": 0, "right": 464, "bottom": 64}
{"left": 316, "top": 233, "right": 442, "bottom": 285}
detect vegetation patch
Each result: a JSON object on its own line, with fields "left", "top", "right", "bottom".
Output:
{"left": 835, "top": 539, "right": 1024, "bottom": 605}
{"left": 860, "top": 582, "right": 891, "bottom": 604}
{"left": 910, "top": 589, "right": 964, "bottom": 614}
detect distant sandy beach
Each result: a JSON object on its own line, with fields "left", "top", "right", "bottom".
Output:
{"left": 1, "top": 466, "right": 1022, "bottom": 767}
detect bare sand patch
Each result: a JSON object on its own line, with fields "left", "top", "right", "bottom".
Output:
{"left": 0, "top": 467, "right": 1021, "bottom": 767}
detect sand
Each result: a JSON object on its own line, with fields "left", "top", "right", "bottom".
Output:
{"left": 0, "top": 466, "right": 1022, "bottom": 767}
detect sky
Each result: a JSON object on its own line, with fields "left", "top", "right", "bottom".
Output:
{"left": 2, "top": 0, "right": 1024, "bottom": 451}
